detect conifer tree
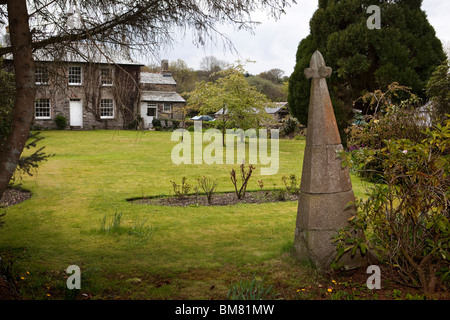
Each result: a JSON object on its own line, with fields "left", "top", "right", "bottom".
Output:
{"left": 288, "top": 0, "right": 446, "bottom": 139}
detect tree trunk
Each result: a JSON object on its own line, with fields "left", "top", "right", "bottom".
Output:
{"left": 0, "top": 0, "right": 36, "bottom": 198}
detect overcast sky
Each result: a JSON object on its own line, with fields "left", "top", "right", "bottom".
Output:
{"left": 152, "top": 0, "right": 450, "bottom": 76}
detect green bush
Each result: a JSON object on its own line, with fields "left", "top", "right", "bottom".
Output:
{"left": 184, "top": 120, "right": 194, "bottom": 128}
{"left": 152, "top": 119, "right": 161, "bottom": 128}
{"left": 171, "top": 119, "right": 180, "bottom": 129}
{"left": 281, "top": 174, "right": 300, "bottom": 195}
{"left": 280, "top": 116, "right": 300, "bottom": 136}
{"left": 335, "top": 117, "right": 450, "bottom": 295}
{"left": 345, "top": 85, "right": 429, "bottom": 182}
{"left": 55, "top": 114, "right": 67, "bottom": 130}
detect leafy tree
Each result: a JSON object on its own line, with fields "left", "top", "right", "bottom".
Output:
{"left": 258, "top": 68, "right": 285, "bottom": 84}
{"left": 246, "top": 75, "right": 287, "bottom": 101}
{"left": 169, "top": 59, "right": 197, "bottom": 96}
{"left": 199, "top": 56, "right": 228, "bottom": 74}
{"left": 426, "top": 61, "right": 450, "bottom": 119}
{"left": 186, "top": 64, "right": 272, "bottom": 144}
{"left": 0, "top": 0, "right": 294, "bottom": 199}
{"left": 288, "top": 0, "right": 447, "bottom": 139}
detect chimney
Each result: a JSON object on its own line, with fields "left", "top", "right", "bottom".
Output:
{"left": 161, "top": 60, "right": 171, "bottom": 76}
{"left": 66, "top": 0, "right": 82, "bottom": 29}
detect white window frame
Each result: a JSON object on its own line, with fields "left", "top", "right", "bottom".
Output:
{"left": 68, "top": 66, "right": 82, "bottom": 85}
{"left": 35, "top": 67, "right": 49, "bottom": 85}
{"left": 146, "top": 103, "right": 157, "bottom": 117}
{"left": 35, "top": 98, "right": 51, "bottom": 119}
{"left": 163, "top": 103, "right": 172, "bottom": 113}
{"left": 100, "top": 99, "right": 114, "bottom": 119}
{"left": 100, "top": 66, "right": 113, "bottom": 86}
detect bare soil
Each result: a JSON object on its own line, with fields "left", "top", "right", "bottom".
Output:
{"left": 0, "top": 187, "right": 31, "bottom": 208}
{"left": 129, "top": 190, "right": 299, "bottom": 206}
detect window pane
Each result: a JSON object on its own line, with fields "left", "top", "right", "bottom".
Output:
{"left": 35, "top": 68, "right": 49, "bottom": 84}
{"left": 35, "top": 99, "right": 51, "bottom": 119}
{"left": 100, "top": 99, "right": 114, "bottom": 118}
{"left": 69, "top": 66, "right": 82, "bottom": 84}
{"left": 163, "top": 103, "right": 171, "bottom": 112}
{"left": 147, "top": 108, "right": 156, "bottom": 116}
{"left": 101, "top": 67, "right": 113, "bottom": 85}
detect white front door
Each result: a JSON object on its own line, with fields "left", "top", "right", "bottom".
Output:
{"left": 141, "top": 102, "right": 157, "bottom": 128}
{"left": 69, "top": 99, "right": 83, "bottom": 127}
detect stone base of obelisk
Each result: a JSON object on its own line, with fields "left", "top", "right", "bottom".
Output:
{"left": 294, "top": 191, "right": 365, "bottom": 271}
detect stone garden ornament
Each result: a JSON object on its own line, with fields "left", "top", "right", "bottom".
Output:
{"left": 294, "top": 51, "right": 364, "bottom": 271}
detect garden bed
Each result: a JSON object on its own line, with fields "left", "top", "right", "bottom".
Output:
{"left": 0, "top": 188, "right": 31, "bottom": 208}
{"left": 129, "top": 190, "right": 299, "bottom": 207}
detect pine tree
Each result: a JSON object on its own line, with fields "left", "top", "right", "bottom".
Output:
{"left": 288, "top": 0, "right": 446, "bottom": 140}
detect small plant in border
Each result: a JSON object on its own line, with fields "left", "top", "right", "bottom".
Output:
{"left": 197, "top": 176, "right": 218, "bottom": 205}
{"left": 230, "top": 163, "right": 255, "bottom": 199}
{"left": 170, "top": 177, "right": 191, "bottom": 198}
{"left": 281, "top": 174, "right": 300, "bottom": 195}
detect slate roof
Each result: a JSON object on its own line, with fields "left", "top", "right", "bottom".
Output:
{"left": 140, "top": 72, "right": 177, "bottom": 85}
{"left": 4, "top": 42, "right": 143, "bottom": 66}
{"left": 141, "top": 91, "right": 185, "bottom": 103}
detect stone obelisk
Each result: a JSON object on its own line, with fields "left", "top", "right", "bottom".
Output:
{"left": 294, "top": 51, "right": 363, "bottom": 271}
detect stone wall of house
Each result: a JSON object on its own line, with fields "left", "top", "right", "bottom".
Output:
{"left": 31, "top": 63, "right": 140, "bottom": 130}
{"left": 156, "top": 102, "right": 185, "bottom": 121}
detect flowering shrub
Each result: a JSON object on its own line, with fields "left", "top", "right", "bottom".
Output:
{"left": 345, "top": 98, "right": 430, "bottom": 182}
{"left": 335, "top": 117, "right": 450, "bottom": 294}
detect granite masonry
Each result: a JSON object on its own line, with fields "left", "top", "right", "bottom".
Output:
{"left": 294, "top": 51, "right": 364, "bottom": 271}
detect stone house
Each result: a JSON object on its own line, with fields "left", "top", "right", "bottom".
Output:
{"left": 139, "top": 60, "right": 186, "bottom": 129}
{"left": 265, "top": 102, "right": 289, "bottom": 121}
{"left": 4, "top": 46, "right": 185, "bottom": 130}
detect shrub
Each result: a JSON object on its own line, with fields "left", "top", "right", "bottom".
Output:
{"left": 280, "top": 116, "right": 300, "bottom": 136}
{"left": 55, "top": 114, "right": 67, "bottom": 130}
{"left": 152, "top": 119, "right": 161, "bottom": 127}
{"left": 273, "top": 188, "right": 287, "bottom": 201}
{"left": 230, "top": 164, "right": 255, "bottom": 199}
{"left": 184, "top": 120, "right": 194, "bottom": 128}
{"left": 197, "top": 176, "right": 218, "bottom": 205}
{"left": 170, "top": 177, "right": 191, "bottom": 198}
{"left": 335, "top": 117, "right": 450, "bottom": 295}
{"left": 281, "top": 174, "right": 300, "bottom": 195}
{"left": 345, "top": 85, "right": 429, "bottom": 182}
{"left": 171, "top": 119, "right": 180, "bottom": 129}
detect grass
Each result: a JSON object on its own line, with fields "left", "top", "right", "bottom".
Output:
{"left": 0, "top": 130, "right": 372, "bottom": 300}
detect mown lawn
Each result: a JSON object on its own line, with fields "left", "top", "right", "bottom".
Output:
{"left": 0, "top": 130, "right": 373, "bottom": 300}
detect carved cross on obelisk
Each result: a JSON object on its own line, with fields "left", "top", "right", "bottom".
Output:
{"left": 294, "top": 51, "right": 364, "bottom": 271}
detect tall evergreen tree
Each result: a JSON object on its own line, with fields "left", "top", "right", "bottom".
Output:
{"left": 288, "top": 0, "right": 446, "bottom": 138}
